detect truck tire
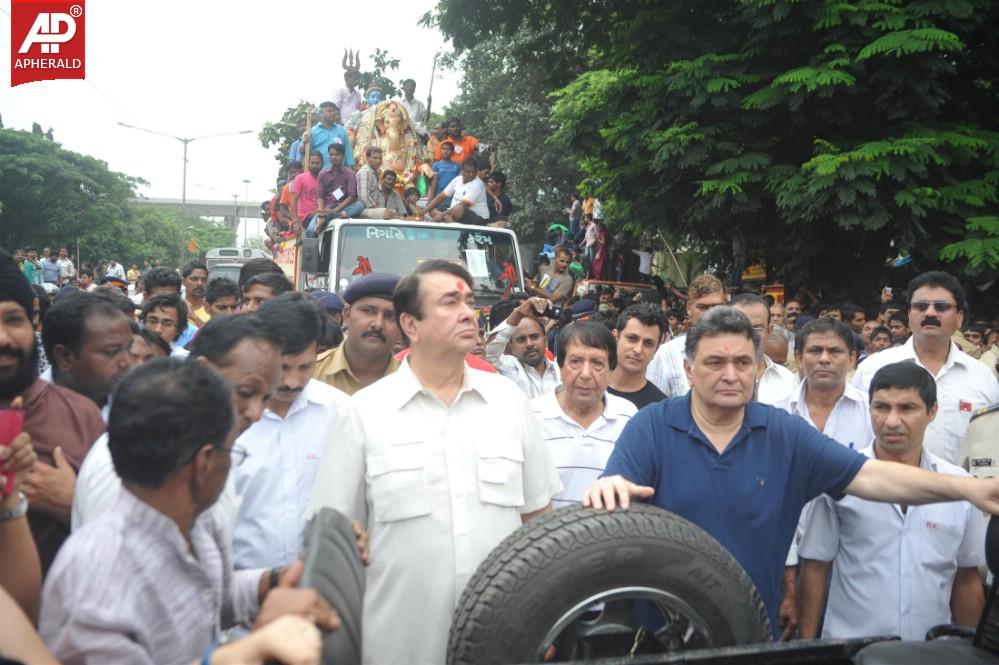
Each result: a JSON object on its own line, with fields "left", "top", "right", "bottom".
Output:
{"left": 447, "top": 504, "right": 771, "bottom": 665}
{"left": 299, "top": 508, "right": 365, "bottom": 665}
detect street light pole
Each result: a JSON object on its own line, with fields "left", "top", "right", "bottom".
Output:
{"left": 232, "top": 194, "right": 239, "bottom": 242}
{"left": 116, "top": 122, "right": 253, "bottom": 224}
{"left": 243, "top": 179, "right": 251, "bottom": 248}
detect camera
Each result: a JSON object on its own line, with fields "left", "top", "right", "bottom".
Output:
{"left": 541, "top": 305, "right": 563, "bottom": 319}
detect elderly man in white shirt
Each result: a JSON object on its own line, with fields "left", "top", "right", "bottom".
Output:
{"left": 306, "top": 260, "right": 562, "bottom": 665}
{"left": 799, "top": 361, "right": 986, "bottom": 640}
{"left": 775, "top": 317, "right": 873, "bottom": 638}
{"left": 485, "top": 296, "right": 560, "bottom": 398}
{"left": 647, "top": 274, "right": 726, "bottom": 397}
{"left": 230, "top": 294, "right": 348, "bottom": 569}
{"left": 532, "top": 321, "right": 637, "bottom": 507}
{"left": 731, "top": 294, "right": 798, "bottom": 405}
{"left": 853, "top": 271, "right": 999, "bottom": 463}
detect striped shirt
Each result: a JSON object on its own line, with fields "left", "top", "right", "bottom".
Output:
{"left": 41, "top": 489, "right": 263, "bottom": 665}
{"left": 531, "top": 389, "right": 637, "bottom": 507}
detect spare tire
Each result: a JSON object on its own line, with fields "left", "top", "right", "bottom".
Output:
{"left": 447, "top": 504, "right": 771, "bottom": 664}
{"left": 299, "top": 508, "right": 364, "bottom": 665}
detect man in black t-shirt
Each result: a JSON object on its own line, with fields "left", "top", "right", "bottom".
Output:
{"left": 608, "top": 304, "right": 667, "bottom": 409}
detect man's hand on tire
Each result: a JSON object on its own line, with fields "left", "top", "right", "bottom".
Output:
{"left": 255, "top": 560, "right": 340, "bottom": 632}
{"left": 582, "top": 475, "right": 655, "bottom": 511}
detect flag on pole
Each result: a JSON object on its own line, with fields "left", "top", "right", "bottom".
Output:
{"left": 186, "top": 239, "right": 200, "bottom": 254}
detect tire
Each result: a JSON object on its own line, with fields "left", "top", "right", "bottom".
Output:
{"left": 299, "top": 508, "right": 365, "bottom": 665}
{"left": 447, "top": 504, "right": 771, "bottom": 665}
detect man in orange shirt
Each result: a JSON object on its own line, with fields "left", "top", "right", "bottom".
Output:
{"left": 433, "top": 117, "right": 478, "bottom": 164}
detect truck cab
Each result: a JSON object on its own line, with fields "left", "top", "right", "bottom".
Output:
{"left": 296, "top": 219, "right": 525, "bottom": 310}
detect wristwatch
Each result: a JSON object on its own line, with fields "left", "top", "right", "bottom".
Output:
{"left": 0, "top": 492, "right": 28, "bottom": 522}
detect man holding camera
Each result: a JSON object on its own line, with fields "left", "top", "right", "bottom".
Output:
{"left": 530, "top": 247, "right": 574, "bottom": 305}
{"left": 485, "top": 297, "right": 560, "bottom": 398}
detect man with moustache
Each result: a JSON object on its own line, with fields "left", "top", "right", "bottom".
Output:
{"left": 72, "top": 314, "right": 283, "bottom": 532}
{"left": 0, "top": 251, "right": 105, "bottom": 572}
{"left": 182, "top": 260, "right": 210, "bottom": 327}
{"left": 485, "top": 296, "right": 561, "bottom": 398}
{"left": 230, "top": 294, "right": 348, "bottom": 569}
{"left": 291, "top": 152, "right": 324, "bottom": 236}
{"left": 313, "top": 273, "right": 401, "bottom": 396}
{"left": 854, "top": 271, "right": 999, "bottom": 463}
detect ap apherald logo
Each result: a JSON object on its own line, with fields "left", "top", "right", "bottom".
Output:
{"left": 10, "top": 0, "right": 85, "bottom": 87}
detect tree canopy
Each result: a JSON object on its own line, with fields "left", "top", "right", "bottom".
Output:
{"left": 0, "top": 128, "right": 234, "bottom": 266}
{"left": 428, "top": 0, "right": 999, "bottom": 291}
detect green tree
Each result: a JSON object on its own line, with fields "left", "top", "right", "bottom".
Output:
{"left": 430, "top": 0, "right": 999, "bottom": 291}
{"left": 0, "top": 127, "right": 141, "bottom": 251}
{"left": 0, "top": 128, "right": 233, "bottom": 267}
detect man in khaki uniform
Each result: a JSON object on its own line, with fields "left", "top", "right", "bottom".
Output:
{"left": 959, "top": 403, "right": 999, "bottom": 480}
{"left": 312, "top": 272, "right": 401, "bottom": 395}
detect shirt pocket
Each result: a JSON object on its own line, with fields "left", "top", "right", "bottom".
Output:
{"left": 366, "top": 442, "right": 431, "bottom": 523}
{"left": 476, "top": 439, "right": 525, "bottom": 508}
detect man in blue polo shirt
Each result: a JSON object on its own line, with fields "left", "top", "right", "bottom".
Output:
{"left": 584, "top": 305, "right": 999, "bottom": 640}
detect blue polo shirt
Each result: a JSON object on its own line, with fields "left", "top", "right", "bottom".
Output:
{"left": 603, "top": 394, "right": 867, "bottom": 636}
{"left": 309, "top": 123, "right": 354, "bottom": 169}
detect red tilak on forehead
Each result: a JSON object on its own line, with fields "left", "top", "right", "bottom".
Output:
{"left": 456, "top": 281, "right": 466, "bottom": 292}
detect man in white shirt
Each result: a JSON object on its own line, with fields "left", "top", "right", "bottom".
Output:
{"left": 425, "top": 158, "right": 490, "bottom": 225}
{"left": 104, "top": 260, "right": 125, "bottom": 281}
{"left": 798, "top": 362, "right": 986, "bottom": 640}
{"left": 485, "top": 296, "right": 560, "bottom": 398}
{"left": 775, "top": 316, "right": 873, "bottom": 638}
{"left": 647, "top": 274, "right": 726, "bottom": 397}
{"left": 56, "top": 247, "right": 75, "bottom": 286}
{"left": 232, "top": 293, "right": 348, "bottom": 569}
{"left": 72, "top": 314, "right": 283, "bottom": 534}
{"left": 532, "top": 320, "right": 637, "bottom": 507}
{"left": 854, "top": 271, "right": 999, "bottom": 463}
{"left": 731, "top": 293, "right": 798, "bottom": 405}
{"left": 396, "top": 78, "right": 427, "bottom": 135}
{"left": 306, "top": 260, "right": 562, "bottom": 665}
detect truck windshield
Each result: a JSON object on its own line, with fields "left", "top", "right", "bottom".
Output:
{"left": 336, "top": 223, "right": 520, "bottom": 305}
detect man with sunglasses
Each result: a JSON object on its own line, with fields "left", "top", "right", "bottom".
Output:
{"left": 854, "top": 271, "right": 999, "bottom": 464}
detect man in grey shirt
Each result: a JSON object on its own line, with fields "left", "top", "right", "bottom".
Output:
{"left": 40, "top": 359, "right": 336, "bottom": 665}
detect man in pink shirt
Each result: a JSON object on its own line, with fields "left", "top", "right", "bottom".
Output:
{"left": 291, "top": 153, "right": 323, "bottom": 236}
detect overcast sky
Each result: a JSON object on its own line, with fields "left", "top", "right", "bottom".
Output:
{"left": 1, "top": 0, "right": 458, "bottom": 237}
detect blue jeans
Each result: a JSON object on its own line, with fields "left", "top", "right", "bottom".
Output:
{"left": 305, "top": 201, "right": 365, "bottom": 238}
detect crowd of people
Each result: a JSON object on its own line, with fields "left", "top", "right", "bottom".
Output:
{"left": 3, "top": 231, "right": 999, "bottom": 664}
{"left": 3, "top": 69, "right": 999, "bottom": 665}
{"left": 263, "top": 66, "right": 513, "bottom": 249}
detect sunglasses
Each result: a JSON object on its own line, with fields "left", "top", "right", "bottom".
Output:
{"left": 911, "top": 301, "right": 956, "bottom": 313}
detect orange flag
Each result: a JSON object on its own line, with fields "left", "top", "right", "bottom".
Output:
{"left": 186, "top": 239, "right": 199, "bottom": 254}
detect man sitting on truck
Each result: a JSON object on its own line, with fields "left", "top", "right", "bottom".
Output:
{"left": 424, "top": 158, "right": 490, "bottom": 225}
{"left": 358, "top": 170, "right": 420, "bottom": 221}
{"left": 310, "top": 143, "right": 362, "bottom": 237}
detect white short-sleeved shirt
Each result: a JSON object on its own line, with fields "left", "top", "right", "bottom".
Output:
{"left": 231, "top": 379, "right": 348, "bottom": 569}
{"left": 853, "top": 338, "right": 999, "bottom": 463}
{"left": 799, "top": 446, "right": 986, "bottom": 640}
{"left": 443, "top": 175, "right": 489, "bottom": 218}
{"left": 778, "top": 381, "right": 873, "bottom": 565}
{"left": 646, "top": 335, "right": 689, "bottom": 398}
{"left": 756, "top": 356, "right": 799, "bottom": 406}
{"left": 530, "top": 390, "right": 637, "bottom": 507}
{"left": 305, "top": 360, "right": 562, "bottom": 665}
